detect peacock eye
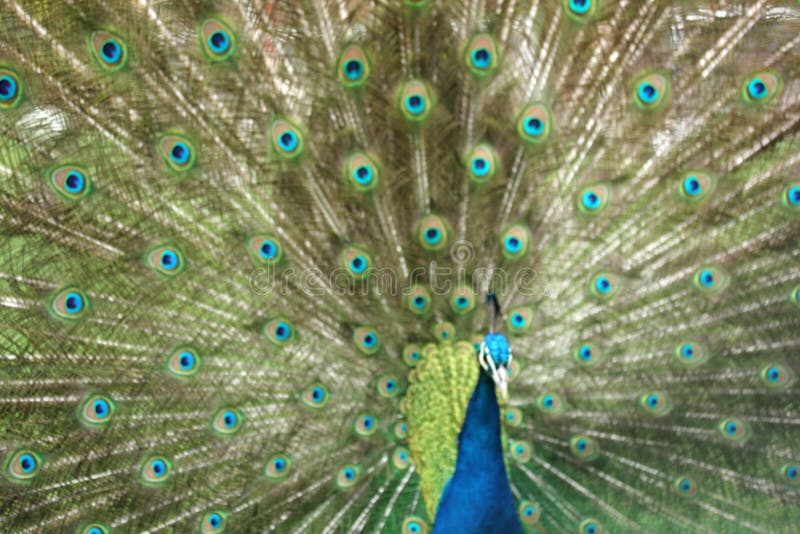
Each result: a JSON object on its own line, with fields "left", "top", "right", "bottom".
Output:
{"left": 337, "top": 45, "right": 370, "bottom": 87}
{"left": 200, "top": 511, "right": 227, "bottom": 532}
{"left": 406, "top": 285, "right": 432, "bottom": 315}
{"left": 79, "top": 394, "right": 115, "bottom": 426}
{"left": 158, "top": 134, "right": 196, "bottom": 171}
{"left": 89, "top": 31, "right": 128, "bottom": 71}
{"left": 416, "top": 214, "right": 449, "bottom": 251}
{"left": 265, "top": 454, "right": 292, "bottom": 479}
{"left": 0, "top": 68, "right": 22, "bottom": 108}
{"left": 212, "top": 407, "right": 243, "bottom": 436}
{"left": 516, "top": 103, "right": 552, "bottom": 144}
{"left": 5, "top": 449, "right": 42, "bottom": 481}
{"left": 139, "top": 455, "right": 172, "bottom": 485}
{"left": 464, "top": 34, "right": 499, "bottom": 77}
{"left": 271, "top": 119, "right": 304, "bottom": 158}
{"left": 341, "top": 245, "right": 373, "bottom": 279}
{"left": 336, "top": 464, "right": 360, "bottom": 488}
{"left": 577, "top": 184, "right": 610, "bottom": 214}
{"left": 743, "top": 71, "right": 781, "bottom": 104}
{"left": 301, "top": 383, "right": 329, "bottom": 409}
{"left": 200, "top": 18, "right": 236, "bottom": 61}
{"left": 392, "top": 446, "right": 411, "bottom": 469}
{"left": 399, "top": 80, "right": 433, "bottom": 121}
{"left": 633, "top": 72, "right": 670, "bottom": 110}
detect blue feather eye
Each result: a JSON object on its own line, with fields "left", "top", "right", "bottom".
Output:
{"left": 516, "top": 103, "right": 553, "bottom": 144}
{"left": 782, "top": 184, "right": 800, "bottom": 210}
{"left": 679, "top": 170, "right": 715, "bottom": 203}
{"left": 416, "top": 214, "right": 449, "bottom": 251}
{"left": 265, "top": 454, "right": 291, "bottom": 479}
{"left": 49, "top": 165, "right": 92, "bottom": 201}
{"left": 674, "top": 476, "right": 697, "bottom": 497}
{"left": 633, "top": 72, "right": 670, "bottom": 110}
{"left": 405, "top": 285, "right": 432, "bottom": 315}
{"left": 506, "top": 306, "right": 534, "bottom": 335}
{"left": 167, "top": 347, "right": 200, "bottom": 378}
{"left": 579, "top": 519, "right": 604, "bottom": 534}
{"left": 780, "top": 464, "right": 799, "bottom": 485}
{"left": 392, "top": 446, "right": 411, "bottom": 469}
{"left": 466, "top": 144, "right": 498, "bottom": 184}
{"left": 200, "top": 19, "right": 235, "bottom": 61}
{"left": 146, "top": 245, "right": 185, "bottom": 276}
{"left": 464, "top": 34, "right": 499, "bottom": 77}
{"left": 353, "top": 326, "right": 381, "bottom": 355}
{"left": 49, "top": 286, "right": 89, "bottom": 321}
{"left": 79, "top": 394, "right": 115, "bottom": 427}
{"left": 403, "top": 517, "right": 428, "bottom": 534}
{"left": 564, "top": 0, "right": 597, "bottom": 21}
{"left": 449, "top": 285, "right": 476, "bottom": 315}
{"left": 574, "top": 341, "right": 602, "bottom": 366}
{"left": 509, "top": 441, "right": 531, "bottom": 463}
{"left": 760, "top": 364, "right": 795, "bottom": 390}
{"left": 377, "top": 375, "right": 400, "bottom": 398}
{"left": 674, "top": 341, "right": 708, "bottom": 367}
{"left": 337, "top": 45, "right": 370, "bottom": 87}
{"left": 692, "top": 265, "right": 728, "bottom": 294}
{"left": 301, "top": 383, "right": 329, "bottom": 409}
{"left": 212, "top": 407, "right": 243, "bottom": 436}
{"left": 640, "top": 391, "right": 671, "bottom": 416}
{"left": 271, "top": 119, "right": 304, "bottom": 158}
{"left": 4, "top": 449, "right": 42, "bottom": 482}
{"left": 0, "top": 68, "right": 22, "bottom": 108}
{"left": 505, "top": 406, "right": 523, "bottom": 427}
{"left": 247, "top": 234, "right": 284, "bottom": 264}
{"left": 80, "top": 524, "right": 109, "bottom": 534}
{"left": 139, "top": 455, "right": 172, "bottom": 486}
{"left": 336, "top": 464, "right": 360, "bottom": 489}
{"left": 577, "top": 184, "right": 610, "bottom": 215}
{"left": 264, "top": 318, "right": 295, "bottom": 346}
{"left": 200, "top": 510, "right": 227, "bottom": 533}
{"left": 402, "top": 344, "right": 422, "bottom": 367}
{"left": 791, "top": 286, "right": 800, "bottom": 309}
{"left": 355, "top": 414, "right": 377, "bottom": 436}
{"left": 399, "top": 80, "right": 433, "bottom": 121}
{"left": 718, "top": 417, "right": 751, "bottom": 443}
{"left": 89, "top": 31, "right": 128, "bottom": 71}
{"left": 570, "top": 435, "right": 599, "bottom": 461}
{"left": 345, "top": 152, "right": 380, "bottom": 192}
{"left": 536, "top": 393, "right": 565, "bottom": 415}
{"left": 518, "top": 500, "right": 540, "bottom": 524}
{"left": 341, "top": 245, "right": 373, "bottom": 279}
{"left": 158, "top": 134, "right": 196, "bottom": 171}
{"left": 743, "top": 71, "right": 781, "bottom": 104}
{"left": 394, "top": 421, "right": 409, "bottom": 439}
{"left": 590, "top": 271, "right": 621, "bottom": 299}
{"left": 500, "top": 225, "right": 530, "bottom": 260}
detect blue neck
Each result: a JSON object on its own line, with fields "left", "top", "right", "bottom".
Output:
{"left": 432, "top": 371, "right": 523, "bottom": 534}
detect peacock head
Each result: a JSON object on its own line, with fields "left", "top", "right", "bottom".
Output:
{"left": 479, "top": 331, "right": 512, "bottom": 400}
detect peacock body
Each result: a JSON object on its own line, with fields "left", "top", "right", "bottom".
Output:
{"left": 1, "top": 0, "right": 800, "bottom": 532}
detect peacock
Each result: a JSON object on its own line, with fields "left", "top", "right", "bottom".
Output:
{"left": 1, "top": 0, "right": 800, "bottom": 532}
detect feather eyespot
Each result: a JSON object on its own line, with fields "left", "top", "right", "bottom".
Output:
{"left": 271, "top": 119, "right": 304, "bottom": 158}
{"left": 633, "top": 72, "right": 669, "bottom": 110}
{"left": 782, "top": 184, "right": 800, "bottom": 210}
{"left": 516, "top": 103, "right": 552, "bottom": 144}
{"left": 580, "top": 519, "right": 604, "bottom": 534}
{"left": 247, "top": 234, "right": 284, "bottom": 264}
{"left": 791, "top": 286, "right": 800, "bottom": 309}
{"left": 466, "top": 144, "right": 498, "bottom": 184}
{"left": 265, "top": 454, "right": 291, "bottom": 479}
{"left": 402, "top": 517, "right": 428, "bottom": 534}
{"left": 345, "top": 152, "right": 379, "bottom": 192}
{"left": 506, "top": 306, "right": 534, "bottom": 335}
{"left": 392, "top": 446, "right": 411, "bottom": 469}
{"left": 264, "top": 318, "right": 295, "bottom": 346}
{"left": 405, "top": 285, "right": 432, "bottom": 315}
{"left": 167, "top": 347, "right": 200, "bottom": 378}
{"left": 79, "top": 394, "right": 115, "bottom": 427}
{"left": 692, "top": 265, "right": 728, "bottom": 294}
{"left": 79, "top": 524, "right": 109, "bottom": 534}
{"left": 158, "top": 134, "right": 196, "bottom": 171}
{"left": 212, "top": 407, "right": 242, "bottom": 436}
{"left": 432, "top": 321, "right": 455, "bottom": 341}
{"left": 518, "top": 500, "right": 540, "bottom": 524}
{"left": 464, "top": 34, "right": 499, "bottom": 77}
{"left": 0, "top": 67, "right": 22, "bottom": 108}
{"left": 4, "top": 449, "right": 41, "bottom": 482}
{"left": 760, "top": 364, "right": 795, "bottom": 390}
{"left": 674, "top": 476, "right": 697, "bottom": 497}
{"left": 536, "top": 393, "right": 565, "bottom": 415}
{"left": 570, "top": 435, "right": 598, "bottom": 460}
{"left": 336, "top": 464, "right": 360, "bottom": 489}
{"left": 640, "top": 391, "right": 671, "bottom": 416}
{"left": 590, "top": 271, "right": 620, "bottom": 299}
{"left": 399, "top": 80, "right": 433, "bottom": 121}
{"left": 355, "top": 414, "right": 378, "bottom": 437}
{"left": 577, "top": 184, "right": 610, "bottom": 214}
{"left": 505, "top": 407, "right": 523, "bottom": 427}
{"left": 679, "top": 170, "right": 715, "bottom": 203}
{"left": 564, "top": 0, "right": 598, "bottom": 21}
{"left": 416, "top": 214, "right": 449, "bottom": 251}
{"left": 718, "top": 417, "right": 751, "bottom": 444}
{"left": 780, "top": 464, "right": 799, "bottom": 485}
{"left": 139, "top": 455, "right": 172, "bottom": 486}
{"left": 337, "top": 45, "right": 370, "bottom": 87}
{"left": 743, "top": 71, "right": 781, "bottom": 105}
{"left": 341, "top": 245, "right": 373, "bottom": 279}
{"left": 89, "top": 31, "right": 128, "bottom": 71}
{"left": 200, "top": 19, "right": 235, "bottom": 61}
{"left": 674, "top": 341, "right": 708, "bottom": 367}
{"left": 353, "top": 326, "right": 381, "bottom": 355}
{"left": 574, "top": 341, "right": 602, "bottom": 366}
{"left": 394, "top": 421, "right": 409, "bottom": 439}
{"left": 500, "top": 225, "right": 530, "bottom": 260}
{"left": 146, "top": 245, "right": 185, "bottom": 276}
{"left": 377, "top": 375, "right": 400, "bottom": 398}
{"left": 49, "top": 286, "right": 89, "bottom": 321}
{"left": 450, "top": 285, "right": 476, "bottom": 315}
{"left": 301, "top": 383, "right": 329, "bottom": 409}
{"left": 509, "top": 440, "right": 531, "bottom": 463}
{"left": 199, "top": 511, "right": 227, "bottom": 533}
{"left": 49, "top": 165, "right": 91, "bottom": 201}
{"left": 402, "top": 344, "right": 422, "bottom": 367}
